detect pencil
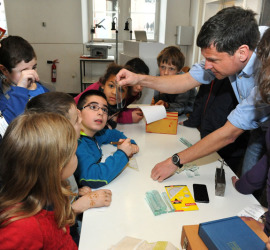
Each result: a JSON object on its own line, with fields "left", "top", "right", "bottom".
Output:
{"left": 110, "top": 141, "right": 124, "bottom": 145}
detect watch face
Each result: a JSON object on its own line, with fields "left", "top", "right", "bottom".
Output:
{"left": 172, "top": 154, "right": 179, "bottom": 164}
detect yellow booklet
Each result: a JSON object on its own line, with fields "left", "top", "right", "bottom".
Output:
{"left": 165, "top": 185, "right": 198, "bottom": 212}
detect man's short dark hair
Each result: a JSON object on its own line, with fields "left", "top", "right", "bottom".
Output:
{"left": 197, "top": 6, "right": 259, "bottom": 55}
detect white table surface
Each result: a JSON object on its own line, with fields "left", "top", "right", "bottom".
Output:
{"left": 79, "top": 120, "right": 259, "bottom": 250}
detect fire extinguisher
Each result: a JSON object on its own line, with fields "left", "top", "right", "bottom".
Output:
{"left": 51, "top": 59, "right": 58, "bottom": 82}
{"left": 47, "top": 59, "right": 59, "bottom": 82}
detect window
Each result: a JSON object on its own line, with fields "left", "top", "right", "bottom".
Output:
{"left": 0, "top": 0, "right": 7, "bottom": 36}
{"left": 130, "top": 0, "right": 157, "bottom": 40}
{"left": 92, "top": 0, "right": 118, "bottom": 40}
{"left": 90, "top": 0, "right": 159, "bottom": 41}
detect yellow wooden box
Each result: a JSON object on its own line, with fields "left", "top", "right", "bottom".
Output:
{"left": 146, "top": 112, "right": 178, "bottom": 135}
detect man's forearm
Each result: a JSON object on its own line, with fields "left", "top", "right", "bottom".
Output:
{"left": 178, "top": 121, "right": 244, "bottom": 164}
{"left": 139, "top": 72, "right": 200, "bottom": 94}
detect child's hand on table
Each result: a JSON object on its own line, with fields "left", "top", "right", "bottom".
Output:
{"left": 131, "top": 144, "right": 139, "bottom": 156}
{"left": 132, "top": 109, "right": 143, "bottom": 123}
{"left": 86, "top": 189, "right": 112, "bottom": 208}
{"left": 231, "top": 176, "right": 239, "bottom": 188}
{"left": 72, "top": 189, "right": 112, "bottom": 213}
{"left": 118, "top": 138, "right": 138, "bottom": 158}
{"left": 78, "top": 186, "right": 92, "bottom": 196}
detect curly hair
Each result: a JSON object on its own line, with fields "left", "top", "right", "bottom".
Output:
{"left": 99, "top": 63, "right": 133, "bottom": 99}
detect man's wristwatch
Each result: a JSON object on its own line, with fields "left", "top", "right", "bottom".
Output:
{"left": 172, "top": 153, "right": 183, "bottom": 168}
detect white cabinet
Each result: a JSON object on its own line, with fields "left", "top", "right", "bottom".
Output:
{"left": 119, "top": 40, "right": 166, "bottom": 104}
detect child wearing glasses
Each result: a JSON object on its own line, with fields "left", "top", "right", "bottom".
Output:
{"left": 75, "top": 89, "right": 139, "bottom": 188}
{"left": 0, "top": 36, "right": 49, "bottom": 125}
{"left": 151, "top": 46, "right": 196, "bottom": 115}
{"left": 74, "top": 63, "right": 131, "bottom": 129}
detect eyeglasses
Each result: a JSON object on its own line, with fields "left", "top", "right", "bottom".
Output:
{"left": 80, "top": 103, "right": 108, "bottom": 114}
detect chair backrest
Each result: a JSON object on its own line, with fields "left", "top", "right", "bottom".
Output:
{"left": 40, "top": 82, "right": 56, "bottom": 92}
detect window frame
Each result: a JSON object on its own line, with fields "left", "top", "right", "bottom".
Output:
{"left": 88, "top": 0, "right": 160, "bottom": 43}
{"left": 0, "top": 0, "right": 8, "bottom": 37}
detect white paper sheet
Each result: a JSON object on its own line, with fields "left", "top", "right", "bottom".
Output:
{"left": 237, "top": 204, "right": 267, "bottom": 220}
{"left": 139, "top": 105, "right": 166, "bottom": 124}
{"left": 0, "top": 111, "right": 8, "bottom": 138}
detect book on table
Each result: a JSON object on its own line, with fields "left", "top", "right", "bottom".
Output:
{"left": 198, "top": 216, "right": 266, "bottom": 250}
{"left": 164, "top": 185, "right": 198, "bottom": 212}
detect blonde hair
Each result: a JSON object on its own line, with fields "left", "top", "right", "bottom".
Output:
{"left": 0, "top": 112, "right": 77, "bottom": 229}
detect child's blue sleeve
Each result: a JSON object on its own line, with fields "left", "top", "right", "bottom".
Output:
{"left": 98, "top": 128, "right": 137, "bottom": 145}
{"left": 75, "top": 137, "right": 129, "bottom": 188}
{"left": 0, "top": 86, "right": 29, "bottom": 123}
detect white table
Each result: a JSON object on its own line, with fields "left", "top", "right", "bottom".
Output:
{"left": 79, "top": 121, "right": 259, "bottom": 250}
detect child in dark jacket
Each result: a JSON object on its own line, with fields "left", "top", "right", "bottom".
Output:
{"left": 75, "top": 89, "right": 139, "bottom": 188}
{"left": 152, "top": 46, "right": 196, "bottom": 115}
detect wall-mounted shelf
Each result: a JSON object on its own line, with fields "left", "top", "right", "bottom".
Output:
{"left": 79, "top": 55, "right": 115, "bottom": 91}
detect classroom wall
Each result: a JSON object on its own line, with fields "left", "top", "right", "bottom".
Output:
{"left": 4, "top": 0, "right": 84, "bottom": 93}
{"left": 158, "top": 0, "right": 193, "bottom": 67}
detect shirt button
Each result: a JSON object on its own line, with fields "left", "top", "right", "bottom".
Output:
{"left": 238, "top": 76, "right": 242, "bottom": 79}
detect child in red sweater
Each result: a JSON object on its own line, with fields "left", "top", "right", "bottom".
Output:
{"left": 0, "top": 113, "right": 78, "bottom": 249}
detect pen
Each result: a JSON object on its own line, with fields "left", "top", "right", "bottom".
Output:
{"left": 110, "top": 141, "right": 124, "bottom": 145}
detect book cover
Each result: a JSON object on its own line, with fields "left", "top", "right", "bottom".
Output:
{"left": 164, "top": 185, "right": 198, "bottom": 212}
{"left": 181, "top": 220, "right": 268, "bottom": 250}
{"left": 198, "top": 216, "right": 266, "bottom": 250}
